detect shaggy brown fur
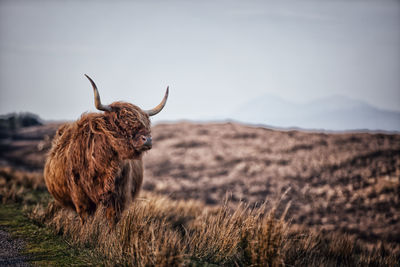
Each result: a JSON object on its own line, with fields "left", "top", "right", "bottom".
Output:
{"left": 44, "top": 102, "right": 152, "bottom": 224}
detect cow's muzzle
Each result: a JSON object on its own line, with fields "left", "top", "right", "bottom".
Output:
{"left": 143, "top": 136, "right": 152, "bottom": 149}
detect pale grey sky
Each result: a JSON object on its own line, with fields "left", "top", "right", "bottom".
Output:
{"left": 1, "top": 0, "right": 399, "bottom": 123}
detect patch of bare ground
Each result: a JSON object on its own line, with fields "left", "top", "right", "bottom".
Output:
{"left": 0, "top": 229, "right": 29, "bottom": 267}
{"left": 1, "top": 121, "right": 399, "bottom": 249}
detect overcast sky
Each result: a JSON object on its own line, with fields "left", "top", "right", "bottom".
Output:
{"left": 0, "top": 0, "right": 399, "bottom": 123}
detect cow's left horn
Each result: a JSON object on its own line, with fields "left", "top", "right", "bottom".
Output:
{"left": 145, "top": 87, "right": 169, "bottom": 116}
{"left": 84, "top": 74, "right": 112, "bottom": 112}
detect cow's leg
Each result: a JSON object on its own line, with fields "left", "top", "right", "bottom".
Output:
{"left": 127, "top": 160, "right": 143, "bottom": 203}
{"left": 105, "top": 205, "right": 117, "bottom": 226}
{"left": 101, "top": 162, "right": 131, "bottom": 226}
{"left": 103, "top": 193, "right": 124, "bottom": 226}
{"left": 70, "top": 183, "right": 95, "bottom": 224}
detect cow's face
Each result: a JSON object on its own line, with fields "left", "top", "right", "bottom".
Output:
{"left": 84, "top": 74, "right": 168, "bottom": 159}
{"left": 109, "top": 102, "right": 153, "bottom": 155}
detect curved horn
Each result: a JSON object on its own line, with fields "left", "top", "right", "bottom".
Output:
{"left": 145, "top": 87, "right": 169, "bottom": 116}
{"left": 84, "top": 74, "right": 112, "bottom": 112}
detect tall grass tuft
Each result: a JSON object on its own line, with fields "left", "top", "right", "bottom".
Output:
{"left": 0, "top": 167, "right": 48, "bottom": 205}
{"left": 31, "top": 194, "right": 188, "bottom": 266}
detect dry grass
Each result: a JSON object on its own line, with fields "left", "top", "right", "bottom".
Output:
{"left": 0, "top": 166, "right": 49, "bottom": 205}
{"left": 28, "top": 194, "right": 400, "bottom": 267}
{"left": 2, "top": 167, "right": 398, "bottom": 266}
{"left": 1, "top": 120, "right": 400, "bottom": 266}
{"left": 144, "top": 123, "right": 400, "bottom": 247}
{"left": 29, "top": 196, "right": 292, "bottom": 266}
{"left": 2, "top": 122, "right": 399, "bottom": 247}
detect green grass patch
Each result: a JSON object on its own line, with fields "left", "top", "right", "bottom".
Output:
{"left": 0, "top": 204, "right": 103, "bottom": 266}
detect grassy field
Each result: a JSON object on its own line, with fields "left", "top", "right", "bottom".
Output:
{"left": 1, "top": 117, "right": 399, "bottom": 266}
{"left": 2, "top": 121, "right": 399, "bottom": 247}
{"left": 1, "top": 166, "right": 399, "bottom": 266}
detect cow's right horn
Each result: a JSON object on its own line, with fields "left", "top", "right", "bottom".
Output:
{"left": 85, "top": 74, "right": 112, "bottom": 112}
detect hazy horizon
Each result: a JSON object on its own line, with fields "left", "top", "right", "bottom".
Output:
{"left": 1, "top": 0, "right": 399, "bottom": 128}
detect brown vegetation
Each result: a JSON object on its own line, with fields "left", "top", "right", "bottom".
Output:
{"left": 1, "top": 167, "right": 398, "bottom": 266}
{"left": 1, "top": 119, "right": 399, "bottom": 265}
{"left": 144, "top": 123, "right": 400, "bottom": 247}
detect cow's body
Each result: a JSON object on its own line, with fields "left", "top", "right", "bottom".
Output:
{"left": 44, "top": 76, "right": 168, "bottom": 224}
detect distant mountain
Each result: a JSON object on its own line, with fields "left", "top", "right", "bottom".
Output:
{"left": 231, "top": 94, "right": 400, "bottom": 131}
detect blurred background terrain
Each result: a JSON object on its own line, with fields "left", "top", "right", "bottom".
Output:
{"left": 1, "top": 113, "right": 399, "bottom": 249}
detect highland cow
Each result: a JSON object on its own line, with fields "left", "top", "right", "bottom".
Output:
{"left": 44, "top": 75, "right": 168, "bottom": 224}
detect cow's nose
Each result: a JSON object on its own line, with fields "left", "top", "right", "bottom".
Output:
{"left": 143, "top": 136, "right": 152, "bottom": 148}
